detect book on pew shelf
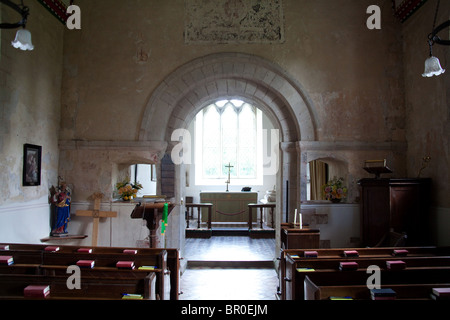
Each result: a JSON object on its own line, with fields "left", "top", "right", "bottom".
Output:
{"left": 77, "top": 248, "right": 93, "bottom": 253}
{"left": 370, "top": 288, "right": 396, "bottom": 300}
{"left": 289, "top": 254, "right": 300, "bottom": 258}
{"left": 0, "top": 255, "right": 14, "bottom": 265}
{"left": 329, "top": 296, "right": 353, "bottom": 300}
{"left": 431, "top": 288, "right": 450, "bottom": 298}
{"left": 392, "top": 249, "right": 408, "bottom": 256}
{"left": 123, "top": 249, "right": 138, "bottom": 254}
{"left": 296, "top": 267, "right": 315, "bottom": 272}
{"left": 430, "top": 293, "right": 450, "bottom": 300}
{"left": 0, "top": 245, "right": 9, "bottom": 250}
{"left": 304, "top": 251, "right": 318, "bottom": 258}
{"left": 122, "top": 294, "right": 143, "bottom": 300}
{"left": 76, "top": 260, "right": 95, "bottom": 268}
{"left": 44, "top": 246, "right": 60, "bottom": 252}
{"left": 386, "top": 260, "right": 406, "bottom": 270}
{"left": 339, "top": 262, "right": 358, "bottom": 271}
{"left": 138, "top": 266, "right": 156, "bottom": 270}
{"left": 116, "top": 261, "right": 135, "bottom": 269}
{"left": 343, "top": 250, "right": 359, "bottom": 257}
{"left": 24, "top": 285, "right": 50, "bottom": 298}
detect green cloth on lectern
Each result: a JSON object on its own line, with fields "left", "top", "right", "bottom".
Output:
{"left": 161, "top": 203, "right": 168, "bottom": 235}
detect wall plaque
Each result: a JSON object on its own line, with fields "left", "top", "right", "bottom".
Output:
{"left": 185, "top": 0, "right": 285, "bottom": 44}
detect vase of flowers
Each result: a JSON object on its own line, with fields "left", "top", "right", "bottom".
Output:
{"left": 322, "top": 177, "right": 348, "bottom": 203}
{"left": 116, "top": 178, "right": 143, "bottom": 201}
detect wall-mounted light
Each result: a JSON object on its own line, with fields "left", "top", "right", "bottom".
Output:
{"left": 0, "top": 0, "right": 34, "bottom": 50}
{"left": 422, "top": 0, "right": 449, "bottom": 77}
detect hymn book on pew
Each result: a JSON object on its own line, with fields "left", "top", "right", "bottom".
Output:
{"left": 45, "top": 246, "right": 60, "bottom": 252}
{"left": 392, "top": 249, "right": 408, "bottom": 256}
{"left": 77, "top": 260, "right": 95, "bottom": 268}
{"left": 24, "top": 285, "right": 50, "bottom": 299}
{"left": 343, "top": 250, "right": 359, "bottom": 257}
{"left": 386, "top": 260, "right": 406, "bottom": 270}
{"left": 138, "top": 266, "right": 156, "bottom": 270}
{"left": 431, "top": 288, "right": 450, "bottom": 300}
{"left": 116, "top": 261, "right": 135, "bottom": 269}
{"left": 0, "top": 256, "right": 14, "bottom": 266}
{"left": 122, "top": 293, "right": 143, "bottom": 300}
{"left": 304, "top": 251, "right": 318, "bottom": 258}
{"left": 339, "top": 262, "right": 358, "bottom": 271}
{"left": 370, "top": 288, "right": 396, "bottom": 300}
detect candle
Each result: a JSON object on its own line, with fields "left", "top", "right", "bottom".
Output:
{"left": 294, "top": 209, "right": 297, "bottom": 225}
{"left": 299, "top": 213, "right": 303, "bottom": 229}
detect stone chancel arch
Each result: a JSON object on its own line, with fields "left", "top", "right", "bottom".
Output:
{"left": 139, "top": 52, "right": 318, "bottom": 144}
{"left": 138, "top": 52, "right": 319, "bottom": 252}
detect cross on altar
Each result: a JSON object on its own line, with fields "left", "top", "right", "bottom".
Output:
{"left": 225, "top": 162, "right": 234, "bottom": 192}
{"left": 76, "top": 192, "right": 117, "bottom": 246}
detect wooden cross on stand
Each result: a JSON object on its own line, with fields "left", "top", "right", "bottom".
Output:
{"left": 76, "top": 192, "right": 117, "bottom": 246}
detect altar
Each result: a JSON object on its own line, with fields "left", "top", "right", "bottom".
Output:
{"left": 199, "top": 192, "right": 258, "bottom": 223}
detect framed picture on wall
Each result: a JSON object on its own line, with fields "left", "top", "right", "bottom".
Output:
{"left": 23, "top": 144, "right": 42, "bottom": 186}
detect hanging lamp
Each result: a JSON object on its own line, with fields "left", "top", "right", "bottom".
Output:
{"left": 422, "top": 0, "right": 449, "bottom": 77}
{"left": 0, "top": 0, "right": 34, "bottom": 50}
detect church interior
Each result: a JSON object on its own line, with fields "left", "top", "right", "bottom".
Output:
{"left": 1, "top": 0, "right": 450, "bottom": 303}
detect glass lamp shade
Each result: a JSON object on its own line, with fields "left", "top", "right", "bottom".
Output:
{"left": 422, "top": 55, "right": 445, "bottom": 77}
{"left": 11, "top": 29, "right": 34, "bottom": 51}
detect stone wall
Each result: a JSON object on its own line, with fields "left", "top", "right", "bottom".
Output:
{"left": 0, "top": 1, "right": 64, "bottom": 243}
{"left": 401, "top": 0, "right": 450, "bottom": 245}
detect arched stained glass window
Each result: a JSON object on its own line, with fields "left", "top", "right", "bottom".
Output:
{"left": 195, "top": 99, "right": 263, "bottom": 185}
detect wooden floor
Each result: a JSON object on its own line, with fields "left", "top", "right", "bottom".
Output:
{"left": 180, "top": 236, "right": 278, "bottom": 300}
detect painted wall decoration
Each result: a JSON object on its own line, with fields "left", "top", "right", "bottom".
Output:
{"left": 392, "top": 0, "right": 429, "bottom": 23}
{"left": 37, "top": 0, "right": 71, "bottom": 25}
{"left": 185, "top": 0, "right": 285, "bottom": 44}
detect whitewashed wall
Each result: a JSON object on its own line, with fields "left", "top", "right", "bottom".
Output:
{"left": 0, "top": 196, "right": 51, "bottom": 244}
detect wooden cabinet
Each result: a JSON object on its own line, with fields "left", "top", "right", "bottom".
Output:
{"left": 358, "top": 178, "right": 431, "bottom": 247}
{"left": 280, "top": 226, "right": 320, "bottom": 249}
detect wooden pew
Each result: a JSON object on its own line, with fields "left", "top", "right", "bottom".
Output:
{"left": 0, "top": 243, "right": 180, "bottom": 300}
{"left": 286, "top": 260, "right": 450, "bottom": 300}
{"left": 1, "top": 243, "right": 179, "bottom": 300}
{"left": 283, "top": 246, "right": 450, "bottom": 259}
{"left": 281, "top": 246, "right": 450, "bottom": 300}
{"left": 304, "top": 269, "right": 450, "bottom": 300}
{"left": 41, "top": 250, "right": 169, "bottom": 300}
{"left": 0, "top": 273, "right": 156, "bottom": 300}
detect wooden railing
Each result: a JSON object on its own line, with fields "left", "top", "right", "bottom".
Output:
{"left": 248, "top": 203, "right": 276, "bottom": 229}
{"left": 185, "top": 203, "right": 213, "bottom": 229}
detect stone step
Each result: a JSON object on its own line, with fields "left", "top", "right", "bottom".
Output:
{"left": 187, "top": 260, "right": 275, "bottom": 269}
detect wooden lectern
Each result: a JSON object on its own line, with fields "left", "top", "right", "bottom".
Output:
{"left": 131, "top": 202, "right": 175, "bottom": 248}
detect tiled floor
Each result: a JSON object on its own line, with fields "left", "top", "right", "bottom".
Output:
{"left": 180, "top": 236, "right": 279, "bottom": 300}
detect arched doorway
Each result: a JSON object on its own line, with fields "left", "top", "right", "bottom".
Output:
{"left": 138, "top": 52, "right": 318, "bottom": 258}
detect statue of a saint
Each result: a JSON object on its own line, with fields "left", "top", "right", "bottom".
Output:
{"left": 51, "top": 181, "right": 71, "bottom": 236}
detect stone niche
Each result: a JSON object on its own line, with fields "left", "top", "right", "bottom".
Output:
{"left": 58, "top": 140, "right": 167, "bottom": 201}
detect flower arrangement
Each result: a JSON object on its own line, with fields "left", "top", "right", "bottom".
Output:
{"left": 116, "top": 178, "right": 143, "bottom": 201}
{"left": 322, "top": 177, "right": 348, "bottom": 202}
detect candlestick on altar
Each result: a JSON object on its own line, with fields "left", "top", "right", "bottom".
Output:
{"left": 299, "top": 213, "right": 303, "bottom": 229}
{"left": 225, "top": 162, "right": 234, "bottom": 192}
{"left": 294, "top": 209, "right": 297, "bottom": 225}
